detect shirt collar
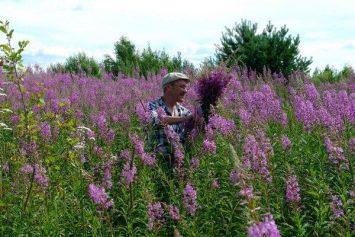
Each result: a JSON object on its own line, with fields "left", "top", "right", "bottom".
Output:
{"left": 159, "top": 97, "right": 181, "bottom": 116}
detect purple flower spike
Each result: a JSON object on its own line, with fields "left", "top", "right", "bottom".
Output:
{"left": 331, "top": 195, "right": 344, "bottom": 218}
{"left": 285, "top": 174, "right": 301, "bottom": 203}
{"left": 121, "top": 162, "right": 137, "bottom": 188}
{"left": 203, "top": 139, "right": 216, "bottom": 154}
{"left": 147, "top": 202, "right": 164, "bottom": 230}
{"left": 88, "top": 183, "right": 113, "bottom": 209}
{"left": 168, "top": 205, "right": 181, "bottom": 221}
{"left": 183, "top": 183, "right": 197, "bottom": 216}
{"left": 248, "top": 214, "right": 281, "bottom": 237}
{"left": 281, "top": 135, "right": 292, "bottom": 151}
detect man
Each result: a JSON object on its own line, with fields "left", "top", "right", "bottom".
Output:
{"left": 148, "top": 72, "right": 194, "bottom": 160}
{"left": 147, "top": 72, "right": 195, "bottom": 237}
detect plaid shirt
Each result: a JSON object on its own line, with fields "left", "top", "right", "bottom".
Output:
{"left": 147, "top": 97, "right": 191, "bottom": 155}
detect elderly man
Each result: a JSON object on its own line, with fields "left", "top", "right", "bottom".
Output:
{"left": 148, "top": 72, "right": 194, "bottom": 160}
{"left": 148, "top": 72, "right": 196, "bottom": 237}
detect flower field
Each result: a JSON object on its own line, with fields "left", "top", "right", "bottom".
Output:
{"left": 0, "top": 63, "right": 354, "bottom": 236}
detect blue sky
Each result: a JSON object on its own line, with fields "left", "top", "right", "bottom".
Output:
{"left": 1, "top": 0, "right": 355, "bottom": 71}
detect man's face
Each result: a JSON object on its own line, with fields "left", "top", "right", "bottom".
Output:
{"left": 167, "top": 79, "right": 189, "bottom": 103}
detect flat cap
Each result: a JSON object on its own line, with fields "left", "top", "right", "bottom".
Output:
{"left": 162, "top": 72, "right": 190, "bottom": 89}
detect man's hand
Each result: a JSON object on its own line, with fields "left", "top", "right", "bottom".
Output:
{"left": 161, "top": 115, "right": 191, "bottom": 125}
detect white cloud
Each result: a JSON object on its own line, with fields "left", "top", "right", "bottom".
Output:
{"left": 1, "top": 0, "right": 354, "bottom": 70}
{"left": 301, "top": 39, "right": 355, "bottom": 70}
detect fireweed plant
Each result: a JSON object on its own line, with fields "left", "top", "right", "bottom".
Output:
{"left": 0, "top": 22, "right": 354, "bottom": 236}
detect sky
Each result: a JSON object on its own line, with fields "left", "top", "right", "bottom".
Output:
{"left": 1, "top": 0, "right": 355, "bottom": 71}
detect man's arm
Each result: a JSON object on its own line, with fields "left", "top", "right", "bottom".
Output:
{"left": 161, "top": 114, "right": 192, "bottom": 125}
{"left": 162, "top": 104, "right": 205, "bottom": 126}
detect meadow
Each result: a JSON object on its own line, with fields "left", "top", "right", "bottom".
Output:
{"left": 0, "top": 64, "right": 353, "bottom": 236}
{"left": 0, "top": 22, "right": 354, "bottom": 237}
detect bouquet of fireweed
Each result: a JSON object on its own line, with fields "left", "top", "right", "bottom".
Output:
{"left": 195, "top": 69, "right": 230, "bottom": 123}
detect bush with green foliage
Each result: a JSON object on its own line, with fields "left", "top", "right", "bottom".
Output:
{"left": 49, "top": 52, "right": 101, "bottom": 78}
{"left": 216, "top": 20, "right": 312, "bottom": 78}
{"left": 312, "top": 65, "right": 353, "bottom": 83}
{"left": 103, "top": 36, "right": 194, "bottom": 79}
{"left": 103, "top": 36, "right": 138, "bottom": 77}
{"left": 139, "top": 46, "right": 193, "bottom": 79}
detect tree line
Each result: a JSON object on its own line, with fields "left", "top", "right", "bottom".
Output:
{"left": 49, "top": 37, "right": 193, "bottom": 79}
{"left": 48, "top": 20, "right": 353, "bottom": 83}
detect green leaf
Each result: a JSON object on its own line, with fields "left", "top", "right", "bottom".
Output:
{"left": 2, "top": 64, "right": 11, "bottom": 71}
{"left": 306, "top": 190, "right": 320, "bottom": 198}
{"left": 17, "top": 48, "right": 24, "bottom": 55}
{"left": 18, "top": 40, "right": 30, "bottom": 49}
{"left": 7, "top": 29, "right": 14, "bottom": 38}
{"left": 0, "top": 25, "right": 6, "bottom": 34}
{"left": 38, "top": 98, "right": 45, "bottom": 105}
{"left": 0, "top": 44, "right": 11, "bottom": 53}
